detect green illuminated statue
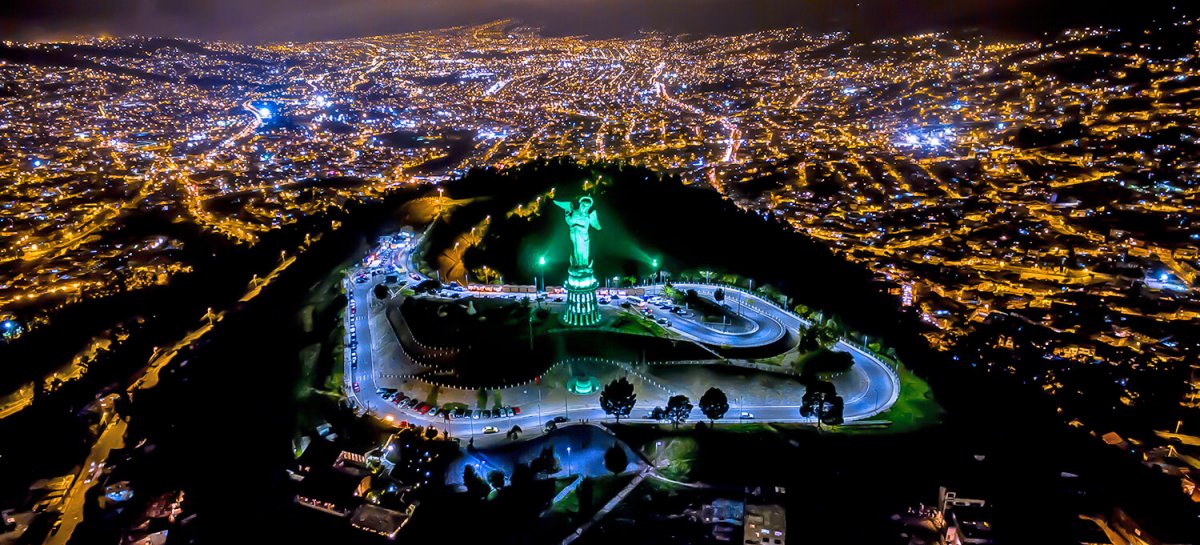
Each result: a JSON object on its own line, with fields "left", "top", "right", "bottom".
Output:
{"left": 553, "top": 196, "right": 602, "bottom": 326}
{"left": 553, "top": 196, "right": 601, "bottom": 267}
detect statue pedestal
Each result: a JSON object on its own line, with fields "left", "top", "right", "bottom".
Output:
{"left": 563, "top": 265, "right": 600, "bottom": 327}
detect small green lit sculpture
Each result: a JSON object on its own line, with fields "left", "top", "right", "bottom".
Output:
{"left": 553, "top": 196, "right": 602, "bottom": 326}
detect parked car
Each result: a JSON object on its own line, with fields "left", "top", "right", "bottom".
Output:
{"left": 416, "top": 403, "right": 431, "bottom": 415}
{"left": 482, "top": 426, "right": 499, "bottom": 434}
{"left": 511, "top": 406, "right": 521, "bottom": 415}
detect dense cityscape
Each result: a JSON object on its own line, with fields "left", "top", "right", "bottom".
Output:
{"left": 2, "top": 7, "right": 1200, "bottom": 545}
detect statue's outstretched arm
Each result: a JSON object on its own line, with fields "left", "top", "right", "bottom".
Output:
{"left": 589, "top": 210, "right": 601, "bottom": 230}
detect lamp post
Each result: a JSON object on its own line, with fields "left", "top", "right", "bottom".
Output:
{"left": 537, "top": 382, "right": 544, "bottom": 433}
{"left": 566, "top": 446, "right": 573, "bottom": 476}
{"left": 538, "top": 256, "right": 546, "bottom": 292}
{"left": 437, "top": 187, "right": 444, "bottom": 217}
{"left": 652, "top": 259, "right": 659, "bottom": 284}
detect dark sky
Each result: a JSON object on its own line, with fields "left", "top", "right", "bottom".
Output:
{"left": 1, "top": 0, "right": 1192, "bottom": 43}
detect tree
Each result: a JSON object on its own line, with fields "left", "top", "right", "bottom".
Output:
{"left": 698, "top": 387, "right": 730, "bottom": 424}
{"left": 663, "top": 283, "right": 685, "bottom": 303}
{"left": 373, "top": 283, "right": 389, "bottom": 300}
{"left": 801, "top": 350, "right": 855, "bottom": 378}
{"left": 800, "top": 380, "right": 845, "bottom": 430}
{"left": 664, "top": 395, "right": 693, "bottom": 430}
{"left": 599, "top": 377, "right": 637, "bottom": 423}
{"left": 578, "top": 477, "right": 595, "bottom": 513}
{"left": 487, "top": 469, "right": 506, "bottom": 491}
{"left": 463, "top": 465, "right": 491, "bottom": 499}
{"left": 530, "top": 445, "right": 560, "bottom": 475}
{"left": 476, "top": 388, "right": 488, "bottom": 409}
{"left": 604, "top": 443, "right": 628, "bottom": 474}
{"left": 799, "top": 324, "right": 838, "bottom": 352}
{"left": 714, "top": 288, "right": 725, "bottom": 304}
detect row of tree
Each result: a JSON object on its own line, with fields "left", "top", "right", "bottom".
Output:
{"left": 597, "top": 376, "right": 844, "bottom": 429}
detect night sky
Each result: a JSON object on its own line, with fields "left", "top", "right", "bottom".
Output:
{"left": 2, "top": 0, "right": 1194, "bottom": 43}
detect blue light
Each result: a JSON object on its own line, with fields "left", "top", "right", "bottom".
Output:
{"left": 2, "top": 320, "right": 13, "bottom": 330}
{"left": 258, "top": 107, "right": 272, "bottom": 119}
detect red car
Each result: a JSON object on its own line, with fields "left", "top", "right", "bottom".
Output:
{"left": 512, "top": 406, "right": 521, "bottom": 415}
{"left": 416, "top": 403, "right": 431, "bottom": 414}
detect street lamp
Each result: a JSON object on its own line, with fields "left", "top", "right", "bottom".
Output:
{"left": 538, "top": 256, "right": 546, "bottom": 292}
{"left": 652, "top": 259, "right": 659, "bottom": 284}
{"left": 566, "top": 446, "right": 573, "bottom": 476}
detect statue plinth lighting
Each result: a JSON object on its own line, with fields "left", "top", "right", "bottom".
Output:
{"left": 554, "top": 196, "right": 602, "bottom": 327}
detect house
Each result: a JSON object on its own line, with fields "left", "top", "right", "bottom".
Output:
{"left": 349, "top": 502, "right": 418, "bottom": 539}
{"left": 939, "top": 488, "right": 994, "bottom": 545}
{"left": 743, "top": 503, "right": 786, "bottom": 545}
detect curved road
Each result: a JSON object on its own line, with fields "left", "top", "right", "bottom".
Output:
{"left": 342, "top": 233, "right": 900, "bottom": 445}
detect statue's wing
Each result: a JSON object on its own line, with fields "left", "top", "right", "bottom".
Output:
{"left": 552, "top": 200, "right": 573, "bottom": 213}
{"left": 589, "top": 210, "right": 601, "bottom": 230}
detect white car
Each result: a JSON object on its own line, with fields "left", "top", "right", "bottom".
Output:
{"left": 739, "top": 412, "right": 755, "bottom": 419}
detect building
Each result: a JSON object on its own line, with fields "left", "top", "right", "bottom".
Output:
{"left": 939, "top": 488, "right": 994, "bottom": 545}
{"left": 743, "top": 502, "right": 786, "bottom": 545}
{"left": 349, "top": 502, "right": 418, "bottom": 539}
{"left": 701, "top": 498, "right": 745, "bottom": 525}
